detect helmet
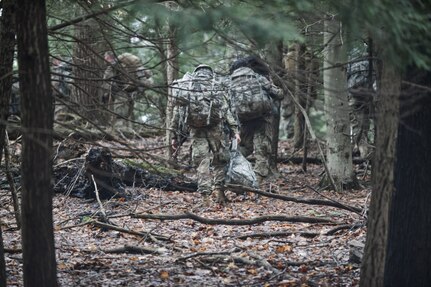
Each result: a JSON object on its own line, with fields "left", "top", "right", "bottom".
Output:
{"left": 193, "top": 64, "right": 213, "bottom": 73}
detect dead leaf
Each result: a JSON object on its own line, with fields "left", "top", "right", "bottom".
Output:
{"left": 276, "top": 244, "right": 293, "bottom": 253}
{"left": 159, "top": 270, "right": 169, "bottom": 280}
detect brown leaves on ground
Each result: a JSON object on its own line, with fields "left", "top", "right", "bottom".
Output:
{"left": 0, "top": 139, "right": 369, "bottom": 286}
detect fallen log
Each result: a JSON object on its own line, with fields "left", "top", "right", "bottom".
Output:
{"left": 53, "top": 146, "right": 197, "bottom": 199}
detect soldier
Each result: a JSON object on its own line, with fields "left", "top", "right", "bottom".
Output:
{"left": 347, "top": 57, "right": 375, "bottom": 157}
{"left": 228, "top": 56, "right": 283, "bottom": 185}
{"left": 170, "top": 65, "right": 240, "bottom": 204}
{"left": 102, "top": 51, "right": 153, "bottom": 127}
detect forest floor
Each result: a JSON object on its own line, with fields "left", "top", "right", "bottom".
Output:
{"left": 1, "top": 138, "right": 370, "bottom": 287}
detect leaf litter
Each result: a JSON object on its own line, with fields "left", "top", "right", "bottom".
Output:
{"left": 1, "top": 139, "right": 369, "bottom": 286}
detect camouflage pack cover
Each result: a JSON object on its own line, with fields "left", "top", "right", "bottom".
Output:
{"left": 225, "top": 139, "right": 258, "bottom": 189}
{"left": 173, "top": 72, "right": 223, "bottom": 128}
{"left": 229, "top": 67, "right": 272, "bottom": 121}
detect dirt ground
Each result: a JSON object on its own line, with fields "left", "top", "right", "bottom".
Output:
{"left": 1, "top": 139, "right": 370, "bottom": 286}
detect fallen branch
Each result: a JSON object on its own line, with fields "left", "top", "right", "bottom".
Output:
{"left": 4, "top": 248, "right": 22, "bottom": 254}
{"left": 176, "top": 247, "right": 241, "bottom": 262}
{"left": 132, "top": 212, "right": 339, "bottom": 225}
{"left": 226, "top": 183, "right": 363, "bottom": 215}
{"left": 235, "top": 231, "right": 319, "bottom": 240}
{"left": 92, "top": 220, "right": 170, "bottom": 242}
{"left": 103, "top": 244, "right": 164, "bottom": 254}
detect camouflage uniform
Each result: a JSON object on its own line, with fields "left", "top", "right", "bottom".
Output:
{"left": 229, "top": 68, "right": 283, "bottom": 183}
{"left": 103, "top": 52, "right": 153, "bottom": 128}
{"left": 170, "top": 65, "right": 239, "bottom": 202}
{"left": 347, "top": 59, "right": 375, "bottom": 157}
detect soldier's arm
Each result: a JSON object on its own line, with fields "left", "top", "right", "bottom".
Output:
{"left": 222, "top": 94, "right": 240, "bottom": 138}
{"left": 258, "top": 75, "right": 284, "bottom": 100}
{"left": 103, "top": 65, "right": 115, "bottom": 80}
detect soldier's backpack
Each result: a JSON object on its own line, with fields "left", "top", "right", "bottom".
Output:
{"left": 229, "top": 67, "right": 272, "bottom": 121}
{"left": 175, "top": 73, "right": 223, "bottom": 128}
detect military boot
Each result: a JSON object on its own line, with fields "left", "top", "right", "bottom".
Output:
{"left": 215, "top": 188, "right": 227, "bottom": 205}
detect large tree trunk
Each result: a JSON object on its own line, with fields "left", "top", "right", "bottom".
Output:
{"left": 383, "top": 66, "right": 431, "bottom": 286}
{"left": 359, "top": 58, "right": 400, "bottom": 287}
{"left": 322, "top": 17, "right": 356, "bottom": 190}
{"left": 165, "top": 25, "right": 179, "bottom": 159}
{"left": 16, "top": 0, "right": 58, "bottom": 286}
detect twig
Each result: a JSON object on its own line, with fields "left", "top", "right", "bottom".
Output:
{"left": 226, "top": 183, "right": 363, "bottom": 215}
{"left": 176, "top": 247, "right": 241, "bottom": 262}
{"left": 4, "top": 131, "right": 21, "bottom": 229}
{"left": 91, "top": 174, "right": 108, "bottom": 222}
{"left": 235, "top": 231, "right": 319, "bottom": 240}
{"left": 305, "top": 184, "right": 364, "bottom": 216}
{"left": 91, "top": 220, "right": 170, "bottom": 242}
{"left": 247, "top": 251, "right": 280, "bottom": 274}
{"left": 103, "top": 244, "right": 164, "bottom": 254}
{"left": 325, "top": 222, "right": 364, "bottom": 236}
{"left": 132, "top": 212, "right": 339, "bottom": 225}
{"left": 4, "top": 248, "right": 22, "bottom": 254}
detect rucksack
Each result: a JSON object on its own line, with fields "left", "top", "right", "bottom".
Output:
{"left": 229, "top": 67, "right": 272, "bottom": 121}
{"left": 174, "top": 74, "right": 223, "bottom": 128}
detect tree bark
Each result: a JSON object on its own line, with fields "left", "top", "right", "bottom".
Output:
{"left": 16, "top": 0, "right": 58, "bottom": 286}
{"left": 323, "top": 17, "right": 357, "bottom": 190}
{"left": 71, "top": 2, "right": 105, "bottom": 122}
{"left": 165, "top": 25, "right": 179, "bottom": 159}
{"left": 265, "top": 39, "right": 284, "bottom": 173}
{"left": 384, "top": 66, "right": 431, "bottom": 286}
{"left": 0, "top": 0, "right": 16, "bottom": 163}
{"left": 359, "top": 58, "right": 400, "bottom": 287}
{"left": 0, "top": 225, "right": 5, "bottom": 287}
{"left": 293, "top": 43, "right": 307, "bottom": 149}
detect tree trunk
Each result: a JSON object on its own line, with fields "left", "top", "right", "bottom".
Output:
{"left": 0, "top": 225, "right": 5, "bottom": 287}
{"left": 0, "top": 0, "right": 16, "bottom": 161}
{"left": 384, "top": 66, "right": 431, "bottom": 286}
{"left": 16, "top": 0, "right": 58, "bottom": 286}
{"left": 359, "top": 58, "right": 400, "bottom": 287}
{"left": 265, "top": 39, "right": 284, "bottom": 173}
{"left": 71, "top": 4, "right": 105, "bottom": 123}
{"left": 293, "top": 44, "right": 307, "bottom": 149}
{"left": 323, "top": 17, "right": 357, "bottom": 190}
{"left": 165, "top": 25, "right": 179, "bottom": 159}
{"left": 0, "top": 2, "right": 16, "bottom": 282}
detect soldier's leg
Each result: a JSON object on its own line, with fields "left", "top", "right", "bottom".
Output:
{"left": 191, "top": 130, "right": 212, "bottom": 196}
{"left": 239, "top": 121, "right": 255, "bottom": 157}
{"left": 207, "top": 127, "right": 230, "bottom": 204}
{"left": 253, "top": 118, "right": 272, "bottom": 184}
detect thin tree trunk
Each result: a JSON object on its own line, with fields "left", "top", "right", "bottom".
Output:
{"left": 323, "top": 17, "right": 357, "bottom": 189}
{"left": 359, "top": 58, "right": 400, "bottom": 287}
{"left": 0, "top": 225, "right": 5, "bottom": 287}
{"left": 0, "top": 1, "right": 16, "bottom": 282}
{"left": 265, "top": 39, "right": 284, "bottom": 173}
{"left": 0, "top": 0, "right": 16, "bottom": 160}
{"left": 165, "top": 25, "right": 179, "bottom": 159}
{"left": 16, "top": 0, "right": 58, "bottom": 285}
{"left": 71, "top": 3, "right": 105, "bottom": 122}
{"left": 293, "top": 44, "right": 307, "bottom": 149}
